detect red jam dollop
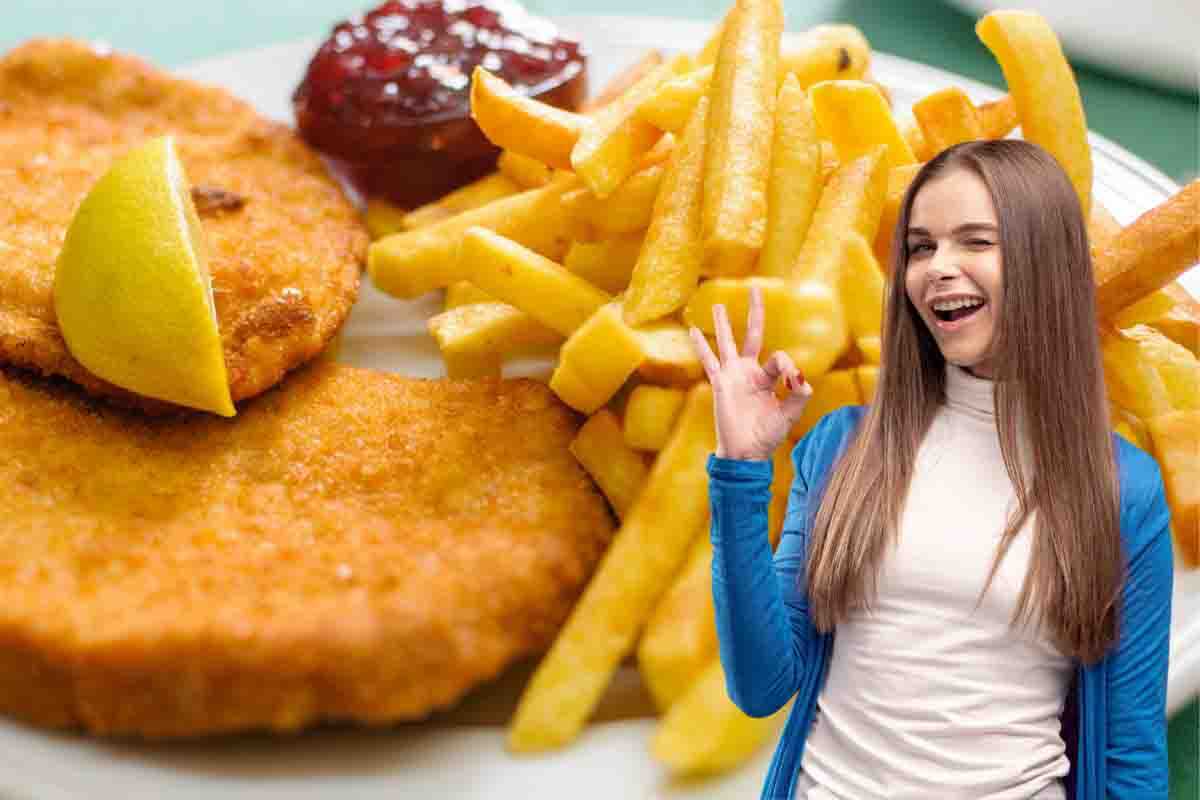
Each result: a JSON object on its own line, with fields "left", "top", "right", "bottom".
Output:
{"left": 294, "top": 0, "right": 587, "bottom": 207}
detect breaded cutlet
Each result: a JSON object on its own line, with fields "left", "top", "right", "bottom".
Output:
{"left": 0, "top": 363, "right": 616, "bottom": 738}
{"left": 0, "top": 39, "right": 367, "bottom": 413}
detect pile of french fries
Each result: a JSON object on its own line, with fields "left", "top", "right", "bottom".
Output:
{"left": 364, "top": 0, "right": 1199, "bottom": 779}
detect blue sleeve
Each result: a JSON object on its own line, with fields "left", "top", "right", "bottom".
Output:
{"left": 1106, "top": 463, "right": 1174, "bottom": 797}
{"left": 706, "top": 415, "right": 834, "bottom": 718}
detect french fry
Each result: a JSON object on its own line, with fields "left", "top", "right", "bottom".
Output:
{"left": 651, "top": 658, "right": 788, "bottom": 775}
{"left": 908, "top": 90, "right": 1018, "bottom": 161}
{"left": 550, "top": 302, "right": 646, "bottom": 414}
{"left": 702, "top": 0, "right": 784, "bottom": 277}
{"left": 759, "top": 74, "right": 823, "bottom": 279}
{"left": 874, "top": 162, "right": 921, "bottom": 267}
{"left": 1088, "top": 202, "right": 1122, "bottom": 258}
{"left": 571, "top": 55, "right": 691, "bottom": 198}
{"left": 1101, "top": 326, "right": 1174, "bottom": 420}
{"left": 428, "top": 326, "right": 501, "bottom": 379}
{"left": 456, "top": 227, "right": 610, "bottom": 337}
{"left": 622, "top": 94, "right": 709, "bottom": 326}
{"left": 777, "top": 24, "right": 871, "bottom": 88}
{"left": 1113, "top": 283, "right": 1199, "bottom": 357}
{"left": 561, "top": 162, "right": 665, "bottom": 235}
{"left": 697, "top": 8, "right": 732, "bottom": 66}
{"left": 569, "top": 409, "right": 650, "bottom": 519}
{"left": 1111, "top": 404, "right": 1153, "bottom": 452}
{"left": 402, "top": 172, "right": 522, "bottom": 230}
{"left": 427, "top": 301, "right": 562, "bottom": 378}
{"left": 636, "top": 66, "right": 713, "bottom": 133}
{"left": 1120, "top": 325, "right": 1200, "bottom": 410}
{"left": 820, "top": 140, "right": 840, "bottom": 182}
{"left": 1146, "top": 410, "right": 1199, "bottom": 568}
{"left": 857, "top": 335, "right": 882, "bottom": 365}
{"left": 912, "top": 87, "right": 983, "bottom": 155}
{"left": 809, "top": 79, "right": 916, "bottom": 171}
{"left": 898, "top": 94, "right": 1016, "bottom": 163}
{"left": 638, "top": 532, "right": 715, "bottom": 712}
{"left": 580, "top": 49, "right": 666, "bottom": 113}
{"left": 1114, "top": 422, "right": 1141, "bottom": 448}
{"left": 369, "top": 174, "right": 578, "bottom": 298}
{"left": 396, "top": 204, "right": 453, "bottom": 231}
{"left": 839, "top": 233, "right": 886, "bottom": 340}
{"left": 623, "top": 384, "right": 687, "bottom": 452}
{"left": 634, "top": 320, "right": 707, "bottom": 386}
{"left": 788, "top": 145, "right": 888, "bottom": 360}
{"left": 443, "top": 280, "right": 495, "bottom": 309}
{"left": 976, "top": 10, "right": 1092, "bottom": 218}
{"left": 856, "top": 364, "right": 879, "bottom": 403}
{"left": 638, "top": 444, "right": 792, "bottom": 712}
{"left": 640, "top": 132, "right": 677, "bottom": 168}
{"left": 363, "top": 198, "right": 408, "bottom": 239}
{"left": 978, "top": 95, "right": 1018, "bottom": 139}
{"left": 1094, "top": 180, "right": 1200, "bottom": 318}
{"left": 470, "top": 67, "right": 587, "bottom": 170}
{"left": 497, "top": 150, "right": 553, "bottom": 189}
{"left": 1156, "top": 289, "right": 1200, "bottom": 357}
{"left": 862, "top": 74, "right": 893, "bottom": 108}
{"left": 507, "top": 383, "right": 716, "bottom": 751}
{"left": 900, "top": 118, "right": 931, "bottom": 162}
{"left": 407, "top": 49, "right": 663, "bottom": 245}
{"left": 563, "top": 234, "right": 645, "bottom": 294}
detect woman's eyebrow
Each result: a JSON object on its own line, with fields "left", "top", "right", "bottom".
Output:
{"left": 906, "top": 223, "right": 999, "bottom": 237}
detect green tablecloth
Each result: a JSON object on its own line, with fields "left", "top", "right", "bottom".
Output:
{"left": 2, "top": 1, "right": 1197, "bottom": 795}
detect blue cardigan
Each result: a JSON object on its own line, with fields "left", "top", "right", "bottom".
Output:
{"left": 707, "top": 405, "right": 1174, "bottom": 800}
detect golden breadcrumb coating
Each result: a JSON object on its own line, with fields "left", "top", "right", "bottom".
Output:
{"left": 0, "top": 363, "right": 615, "bottom": 738}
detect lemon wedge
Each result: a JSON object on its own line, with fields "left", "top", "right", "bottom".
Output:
{"left": 54, "top": 135, "right": 235, "bottom": 416}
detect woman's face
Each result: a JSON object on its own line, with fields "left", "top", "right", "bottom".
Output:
{"left": 904, "top": 167, "right": 1004, "bottom": 379}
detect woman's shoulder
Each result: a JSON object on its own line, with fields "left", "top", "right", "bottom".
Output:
{"left": 1111, "top": 433, "right": 1172, "bottom": 559}
{"left": 789, "top": 405, "right": 869, "bottom": 484}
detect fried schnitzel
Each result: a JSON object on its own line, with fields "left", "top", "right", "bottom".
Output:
{"left": 0, "top": 363, "right": 615, "bottom": 738}
{"left": 0, "top": 39, "right": 367, "bottom": 412}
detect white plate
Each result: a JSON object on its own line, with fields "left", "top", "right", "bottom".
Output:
{"left": 2, "top": 15, "right": 1196, "bottom": 800}
{"left": 943, "top": 0, "right": 1199, "bottom": 93}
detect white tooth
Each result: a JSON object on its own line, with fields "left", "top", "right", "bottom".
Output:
{"left": 932, "top": 297, "right": 983, "bottom": 311}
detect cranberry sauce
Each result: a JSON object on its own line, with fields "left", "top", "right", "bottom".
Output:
{"left": 294, "top": 0, "right": 587, "bottom": 207}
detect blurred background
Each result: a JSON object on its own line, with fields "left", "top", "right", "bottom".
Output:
{"left": 2, "top": 0, "right": 1196, "bottom": 795}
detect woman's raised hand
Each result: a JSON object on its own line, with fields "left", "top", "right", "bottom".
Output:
{"left": 688, "top": 284, "right": 813, "bottom": 461}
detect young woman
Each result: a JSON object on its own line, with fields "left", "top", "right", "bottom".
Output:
{"left": 688, "top": 140, "right": 1173, "bottom": 799}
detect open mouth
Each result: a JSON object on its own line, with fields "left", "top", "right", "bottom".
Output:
{"left": 932, "top": 298, "right": 986, "bottom": 323}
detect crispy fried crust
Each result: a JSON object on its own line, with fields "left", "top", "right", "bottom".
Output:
{"left": 0, "top": 364, "right": 615, "bottom": 738}
{"left": 0, "top": 39, "right": 367, "bottom": 412}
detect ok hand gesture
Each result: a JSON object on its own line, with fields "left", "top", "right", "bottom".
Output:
{"left": 688, "top": 285, "right": 813, "bottom": 461}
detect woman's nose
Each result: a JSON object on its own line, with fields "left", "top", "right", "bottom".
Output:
{"left": 927, "top": 248, "right": 962, "bottom": 281}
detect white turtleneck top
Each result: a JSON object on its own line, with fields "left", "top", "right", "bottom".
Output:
{"left": 796, "top": 363, "right": 1073, "bottom": 800}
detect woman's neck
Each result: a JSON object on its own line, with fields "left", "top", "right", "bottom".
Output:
{"left": 944, "top": 361, "right": 996, "bottom": 421}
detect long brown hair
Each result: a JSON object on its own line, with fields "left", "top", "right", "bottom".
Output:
{"left": 805, "top": 140, "right": 1123, "bottom": 663}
